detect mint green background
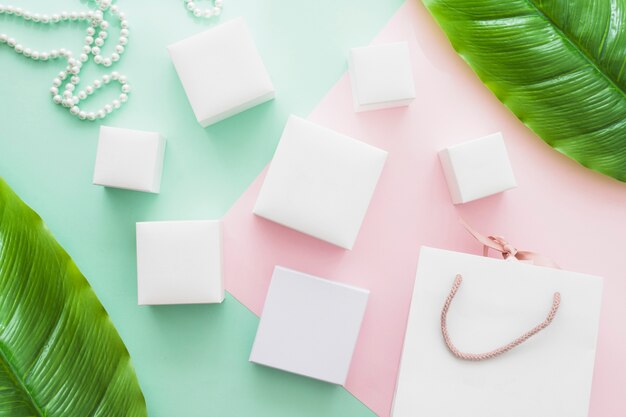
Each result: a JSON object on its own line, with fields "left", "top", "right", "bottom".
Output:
{"left": 0, "top": 1, "right": 404, "bottom": 416}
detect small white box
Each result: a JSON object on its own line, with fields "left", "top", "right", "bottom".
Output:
{"left": 348, "top": 42, "right": 416, "bottom": 112}
{"left": 168, "top": 17, "right": 275, "bottom": 127}
{"left": 250, "top": 266, "right": 369, "bottom": 385}
{"left": 136, "top": 220, "right": 224, "bottom": 305}
{"left": 93, "top": 126, "right": 166, "bottom": 193}
{"left": 253, "top": 115, "right": 387, "bottom": 250}
{"left": 438, "top": 132, "right": 517, "bottom": 204}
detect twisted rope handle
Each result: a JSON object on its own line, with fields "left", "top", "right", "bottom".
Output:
{"left": 441, "top": 274, "right": 561, "bottom": 361}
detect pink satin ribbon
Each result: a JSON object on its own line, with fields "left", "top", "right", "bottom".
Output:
{"left": 459, "top": 218, "right": 559, "bottom": 269}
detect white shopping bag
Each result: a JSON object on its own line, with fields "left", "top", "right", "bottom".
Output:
{"left": 392, "top": 246, "right": 603, "bottom": 417}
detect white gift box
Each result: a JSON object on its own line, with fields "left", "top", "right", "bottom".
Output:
{"left": 249, "top": 266, "right": 369, "bottom": 385}
{"left": 168, "top": 17, "right": 275, "bottom": 127}
{"left": 438, "top": 132, "right": 517, "bottom": 204}
{"left": 92, "top": 126, "right": 166, "bottom": 193}
{"left": 136, "top": 220, "right": 224, "bottom": 305}
{"left": 392, "top": 246, "right": 603, "bottom": 417}
{"left": 253, "top": 115, "right": 387, "bottom": 249}
{"left": 348, "top": 42, "right": 416, "bottom": 112}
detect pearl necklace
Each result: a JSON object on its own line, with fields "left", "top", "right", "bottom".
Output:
{"left": 0, "top": 0, "right": 131, "bottom": 121}
{"left": 184, "top": 0, "right": 223, "bottom": 19}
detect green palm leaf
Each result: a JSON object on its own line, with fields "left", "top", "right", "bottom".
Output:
{"left": 0, "top": 178, "right": 146, "bottom": 416}
{"left": 423, "top": 0, "right": 626, "bottom": 182}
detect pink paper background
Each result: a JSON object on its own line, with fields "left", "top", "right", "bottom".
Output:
{"left": 224, "top": 1, "right": 626, "bottom": 416}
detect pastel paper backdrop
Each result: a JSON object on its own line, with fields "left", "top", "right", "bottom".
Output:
{"left": 223, "top": 1, "right": 626, "bottom": 416}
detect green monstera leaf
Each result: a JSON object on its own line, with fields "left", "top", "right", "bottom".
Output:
{"left": 0, "top": 178, "right": 146, "bottom": 416}
{"left": 423, "top": 0, "right": 626, "bottom": 182}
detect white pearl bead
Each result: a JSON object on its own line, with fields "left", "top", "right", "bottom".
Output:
{"left": 60, "top": 11, "right": 68, "bottom": 20}
{"left": 78, "top": 12, "right": 86, "bottom": 20}
{"left": 119, "top": 75, "right": 127, "bottom": 84}
{"left": 70, "top": 106, "right": 80, "bottom": 115}
{"left": 0, "top": 34, "right": 7, "bottom": 43}
{"left": 110, "top": 5, "right": 118, "bottom": 14}
{"left": 78, "top": 91, "right": 87, "bottom": 99}
{"left": 14, "top": 44, "right": 23, "bottom": 53}
{"left": 40, "top": 52, "right": 48, "bottom": 61}
{"left": 79, "top": 53, "right": 88, "bottom": 62}
{"left": 97, "top": 110, "right": 106, "bottom": 119}
{"left": 104, "top": 104, "right": 113, "bottom": 113}
{"left": 58, "top": 71, "right": 67, "bottom": 80}
{"left": 50, "top": 87, "right": 58, "bottom": 95}
{"left": 32, "top": 51, "right": 40, "bottom": 60}
{"left": 87, "top": 112, "right": 96, "bottom": 120}
{"left": 93, "top": 80, "right": 102, "bottom": 88}
{"left": 95, "top": 37, "right": 104, "bottom": 47}
{"left": 118, "top": 36, "right": 127, "bottom": 45}
{"left": 32, "top": 13, "right": 41, "bottom": 23}
{"left": 69, "top": 11, "right": 78, "bottom": 20}
{"left": 99, "top": 31, "right": 108, "bottom": 40}
{"left": 102, "top": 74, "right": 111, "bottom": 84}
{"left": 112, "top": 99, "right": 121, "bottom": 108}
{"left": 91, "top": 46, "right": 101, "bottom": 55}
{"left": 85, "top": 36, "right": 94, "bottom": 45}
{"left": 216, "top": 0, "right": 223, "bottom": 6}
{"left": 7, "top": 38, "right": 15, "bottom": 47}
{"left": 115, "top": 45, "right": 124, "bottom": 54}
{"left": 120, "top": 29, "right": 129, "bottom": 37}
{"left": 63, "top": 90, "right": 73, "bottom": 98}
{"left": 41, "top": 14, "right": 49, "bottom": 23}
{"left": 193, "top": 8, "right": 202, "bottom": 17}
{"left": 121, "top": 20, "right": 129, "bottom": 29}
{"left": 79, "top": 111, "right": 87, "bottom": 120}
{"left": 187, "top": 2, "right": 195, "bottom": 10}
{"left": 50, "top": 49, "right": 59, "bottom": 58}
{"left": 111, "top": 53, "right": 120, "bottom": 62}
{"left": 51, "top": 14, "right": 60, "bottom": 23}
{"left": 203, "top": 9, "right": 213, "bottom": 18}
{"left": 94, "top": 55, "right": 103, "bottom": 64}
{"left": 103, "top": 58, "right": 112, "bottom": 67}
{"left": 53, "top": 78, "right": 61, "bottom": 87}
{"left": 100, "top": 21, "right": 109, "bottom": 30}
{"left": 121, "top": 84, "right": 131, "bottom": 93}
{"left": 53, "top": 95, "right": 62, "bottom": 104}
{"left": 87, "top": 27, "right": 96, "bottom": 36}
{"left": 119, "top": 93, "right": 128, "bottom": 102}
{"left": 86, "top": 86, "right": 94, "bottom": 94}
{"left": 23, "top": 48, "right": 32, "bottom": 57}
{"left": 111, "top": 71, "right": 120, "bottom": 80}
{"left": 59, "top": 48, "right": 67, "bottom": 56}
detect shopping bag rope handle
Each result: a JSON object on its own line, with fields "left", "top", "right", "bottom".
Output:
{"left": 441, "top": 274, "right": 561, "bottom": 361}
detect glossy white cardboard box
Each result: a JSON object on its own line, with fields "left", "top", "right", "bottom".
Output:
{"left": 136, "top": 220, "right": 224, "bottom": 305}
{"left": 392, "top": 247, "right": 603, "bottom": 417}
{"left": 254, "top": 115, "right": 387, "bottom": 249}
{"left": 349, "top": 42, "right": 416, "bottom": 112}
{"left": 250, "top": 266, "right": 369, "bottom": 385}
{"left": 439, "top": 132, "right": 517, "bottom": 204}
{"left": 168, "top": 17, "right": 275, "bottom": 127}
{"left": 93, "top": 126, "right": 166, "bottom": 193}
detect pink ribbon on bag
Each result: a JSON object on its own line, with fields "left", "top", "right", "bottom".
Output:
{"left": 459, "top": 218, "right": 559, "bottom": 269}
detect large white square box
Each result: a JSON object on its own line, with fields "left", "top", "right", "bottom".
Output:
{"left": 93, "top": 126, "right": 166, "bottom": 193}
{"left": 253, "top": 115, "right": 387, "bottom": 249}
{"left": 168, "top": 17, "right": 275, "bottom": 127}
{"left": 439, "top": 132, "right": 517, "bottom": 204}
{"left": 392, "top": 246, "right": 603, "bottom": 417}
{"left": 136, "top": 220, "right": 224, "bottom": 305}
{"left": 349, "top": 42, "right": 416, "bottom": 112}
{"left": 249, "top": 266, "right": 369, "bottom": 385}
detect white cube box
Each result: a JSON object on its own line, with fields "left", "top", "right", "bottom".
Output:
{"left": 93, "top": 126, "right": 166, "bottom": 193}
{"left": 136, "top": 220, "right": 224, "bottom": 305}
{"left": 168, "top": 17, "right": 275, "bottom": 127}
{"left": 250, "top": 266, "right": 369, "bottom": 385}
{"left": 253, "top": 116, "right": 387, "bottom": 249}
{"left": 348, "top": 42, "right": 416, "bottom": 112}
{"left": 439, "top": 132, "right": 517, "bottom": 204}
